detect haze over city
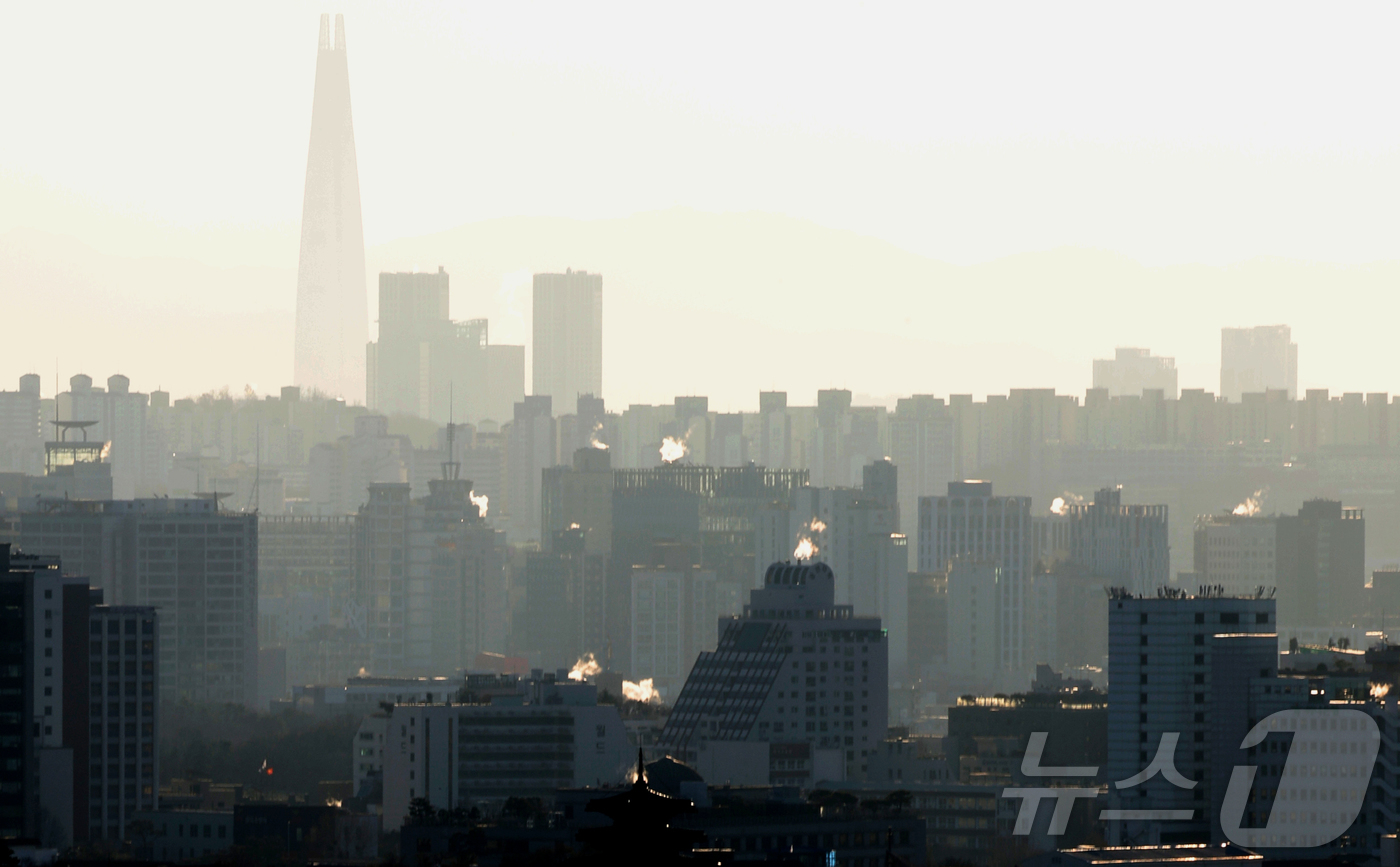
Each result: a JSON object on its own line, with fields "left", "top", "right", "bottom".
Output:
{"left": 5, "top": 4, "right": 1400, "bottom": 864}
{"left": 4, "top": 2, "right": 1400, "bottom": 404}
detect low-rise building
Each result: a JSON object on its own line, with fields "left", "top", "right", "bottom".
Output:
{"left": 135, "top": 808, "right": 234, "bottom": 863}
{"left": 381, "top": 686, "right": 631, "bottom": 828}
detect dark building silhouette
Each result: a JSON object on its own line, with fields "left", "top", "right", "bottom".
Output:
{"left": 295, "top": 13, "right": 368, "bottom": 400}
{"left": 575, "top": 751, "right": 707, "bottom": 866}
{"left": 0, "top": 544, "right": 157, "bottom": 846}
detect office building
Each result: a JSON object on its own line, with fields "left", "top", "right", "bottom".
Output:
{"left": 381, "top": 685, "right": 631, "bottom": 828}
{"left": 532, "top": 269, "right": 602, "bottom": 410}
{"left": 1093, "top": 348, "right": 1179, "bottom": 399}
{"left": 659, "top": 560, "right": 889, "bottom": 780}
{"left": 1105, "top": 589, "right": 1275, "bottom": 845}
{"left": 918, "top": 481, "right": 1031, "bottom": 676}
{"left": 294, "top": 13, "right": 368, "bottom": 401}
{"left": 19, "top": 497, "right": 257, "bottom": 708}
{"left": 1220, "top": 325, "right": 1297, "bottom": 401}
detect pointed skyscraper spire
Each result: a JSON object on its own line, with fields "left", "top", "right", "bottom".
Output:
{"left": 294, "top": 12, "right": 368, "bottom": 401}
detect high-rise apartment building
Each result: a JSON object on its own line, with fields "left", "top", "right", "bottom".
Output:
{"left": 1064, "top": 487, "right": 1169, "bottom": 595}
{"left": 945, "top": 559, "right": 1000, "bottom": 691}
{"left": 753, "top": 461, "right": 907, "bottom": 678}
{"left": 18, "top": 498, "right": 257, "bottom": 708}
{"left": 1, "top": 545, "right": 67, "bottom": 842}
{"left": 889, "top": 396, "right": 955, "bottom": 542}
{"left": 0, "top": 544, "right": 159, "bottom": 847}
{"left": 1220, "top": 325, "right": 1297, "bottom": 401}
{"left": 357, "top": 477, "right": 506, "bottom": 677}
{"left": 308, "top": 414, "right": 414, "bottom": 515}
{"left": 294, "top": 13, "right": 368, "bottom": 401}
{"left": 366, "top": 268, "right": 526, "bottom": 424}
{"left": 532, "top": 270, "right": 602, "bottom": 410}
{"left": 368, "top": 267, "right": 450, "bottom": 419}
{"left": 505, "top": 396, "right": 555, "bottom": 542}
{"left": 608, "top": 464, "right": 808, "bottom": 674}
{"left": 918, "top": 481, "right": 1031, "bottom": 675}
{"left": 1105, "top": 590, "right": 1275, "bottom": 845}
{"left": 519, "top": 528, "right": 607, "bottom": 670}
{"left": 0, "top": 374, "right": 43, "bottom": 475}
{"left": 88, "top": 604, "right": 160, "bottom": 845}
{"left": 540, "top": 447, "right": 614, "bottom": 556}
{"left": 658, "top": 561, "right": 889, "bottom": 780}
{"left": 1093, "top": 347, "right": 1179, "bottom": 399}
{"left": 258, "top": 515, "right": 364, "bottom": 693}
{"left": 1194, "top": 499, "right": 1364, "bottom": 628}
{"left": 628, "top": 543, "right": 726, "bottom": 693}
{"left": 756, "top": 391, "right": 792, "bottom": 470}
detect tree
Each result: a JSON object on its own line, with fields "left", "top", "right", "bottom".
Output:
{"left": 408, "top": 797, "right": 437, "bottom": 826}
{"left": 503, "top": 796, "right": 544, "bottom": 821}
{"left": 887, "top": 790, "right": 913, "bottom": 815}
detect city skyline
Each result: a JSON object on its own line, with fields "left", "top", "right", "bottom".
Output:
{"left": 3, "top": 5, "right": 1400, "bottom": 404}
{"left": 7, "top": 5, "right": 1400, "bottom": 860}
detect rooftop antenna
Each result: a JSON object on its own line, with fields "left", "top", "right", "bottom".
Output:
{"left": 442, "top": 383, "right": 460, "bottom": 481}
{"left": 245, "top": 423, "right": 261, "bottom": 513}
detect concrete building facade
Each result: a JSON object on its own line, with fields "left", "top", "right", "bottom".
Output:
{"left": 659, "top": 560, "right": 889, "bottom": 780}
{"left": 532, "top": 269, "right": 602, "bottom": 412}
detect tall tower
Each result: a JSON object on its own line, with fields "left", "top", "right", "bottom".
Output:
{"left": 294, "top": 13, "right": 368, "bottom": 401}
{"left": 532, "top": 269, "right": 603, "bottom": 411}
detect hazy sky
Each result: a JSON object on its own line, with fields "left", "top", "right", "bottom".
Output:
{"left": 2, "top": 2, "right": 1398, "bottom": 402}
